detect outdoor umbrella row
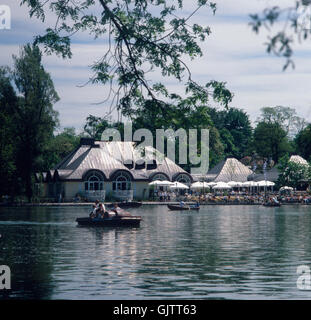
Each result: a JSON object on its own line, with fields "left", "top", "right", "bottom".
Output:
{"left": 148, "top": 180, "right": 276, "bottom": 190}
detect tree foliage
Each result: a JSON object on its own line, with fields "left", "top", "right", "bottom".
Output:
{"left": 277, "top": 160, "right": 309, "bottom": 189}
{"left": 258, "top": 106, "right": 307, "bottom": 136}
{"left": 295, "top": 123, "right": 311, "bottom": 161}
{"left": 0, "top": 44, "right": 59, "bottom": 201}
{"left": 253, "top": 121, "right": 291, "bottom": 163}
{"left": 208, "top": 107, "right": 252, "bottom": 159}
{"left": 0, "top": 68, "right": 19, "bottom": 197}
{"left": 84, "top": 115, "right": 110, "bottom": 139}
{"left": 38, "top": 127, "right": 81, "bottom": 171}
{"left": 250, "top": 0, "right": 311, "bottom": 70}
{"left": 21, "top": 0, "right": 232, "bottom": 117}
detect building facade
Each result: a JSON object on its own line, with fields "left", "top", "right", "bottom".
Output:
{"left": 36, "top": 138, "right": 192, "bottom": 202}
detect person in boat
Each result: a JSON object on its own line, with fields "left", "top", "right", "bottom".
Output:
{"left": 195, "top": 201, "right": 200, "bottom": 208}
{"left": 90, "top": 199, "right": 100, "bottom": 218}
{"left": 272, "top": 197, "right": 279, "bottom": 204}
{"left": 97, "top": 202, "right": 107, "bottom": 218}
{"left": 179, "top": 200, "right": 185, "bottom": 208}
{"left": 112, "top": 203, "right": 121, "bottom": 216}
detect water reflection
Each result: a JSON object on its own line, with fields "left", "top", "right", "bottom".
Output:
{"left": 0, "top": 205, "right": 311, "bottom": 299}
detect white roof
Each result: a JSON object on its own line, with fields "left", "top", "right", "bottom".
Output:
{"left": 207, "top": 158, "right": 253, "bottom": 182}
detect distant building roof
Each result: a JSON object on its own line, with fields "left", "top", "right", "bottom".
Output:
{"left": 46, "top": 140, "right": 190, "bottom": 182}
{"left": 252, "top": 166, "right": 280, "bottom": 182}
{"left": 206, "top": 158, "right": 253, "bottom": 182}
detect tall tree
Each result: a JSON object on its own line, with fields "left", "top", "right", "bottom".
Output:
{"left": 132, "top": 99, "right": 224, "bottom": 170}
{"left": 12, "top": 44, "right": 59, "bottom": 201}
{"left": 295, "top": 124, "right": 311, "bottom": 161}
{"left": 38, "top": 127, "right": 81, "bottom": 171}
{"left": 0, "top": 67, "right": 19, "bottom": 197}
{"left": 253, "top": 121, "right": 292, "bottom": 163}
{"left": 209, "top": 107, "right": 252, "bottom": 159}
{"left": 258, "top": 106, "right": 306, "bottom": 137}
{"left": 21, "top": 0, "right": 232, "bottom": 117}
{"left": 83, "top": 115, "right": 110, "bottom": 139}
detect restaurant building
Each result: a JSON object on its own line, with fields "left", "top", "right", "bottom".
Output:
{"left": 36, "top": 138, "right": 192, "bottom": 202}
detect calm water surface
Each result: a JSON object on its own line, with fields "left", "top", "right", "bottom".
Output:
{"left": 1, "top": 205, "right": 311, "bottom": 299}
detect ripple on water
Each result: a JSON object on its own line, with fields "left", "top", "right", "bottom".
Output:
{"left": 1, "top": 205, "right": 311, "bottom": 299}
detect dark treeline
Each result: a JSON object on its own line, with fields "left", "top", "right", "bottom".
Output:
{"left": 0, "top": 44, "right": 59, "bottom": 201}
{"left": 1, "top": 45, "right": 310, "bottom": 201}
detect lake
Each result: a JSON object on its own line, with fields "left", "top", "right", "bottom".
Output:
{"left": 1, "top": 204, "right": 311, "bottom": 299}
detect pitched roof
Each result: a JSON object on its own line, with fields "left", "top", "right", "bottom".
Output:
{"left": 206, "top": 158, "right": 253, "bottom": 182}
{"left": 52, "top": 140, "right": 189, "bottom": 181}
{"left": 252, "top": 166, "right": 280, "bottom": 182}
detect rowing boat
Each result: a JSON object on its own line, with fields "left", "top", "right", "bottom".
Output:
{"left": 167, "top": 204, "right": 200, "bottom": 211}
{"left": 263, "top": 202, "right": 281, "bottom": 207}
{"left": 107, "top": 201, "right": 142, "bottom": 209}
{"left": 76, "top": 216, "right": 142, "bottom": 227}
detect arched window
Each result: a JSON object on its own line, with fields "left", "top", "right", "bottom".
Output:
{"left": 112, "top": 171, "right": 132, "bottom": 191}
{"left": 151, "top": 173, "right": 169, "bottom": 181}
{"left": 84, "top": 171, "right": 104, "bottom": 191}
{"left": 175, "top": 174, "right": 192, "bottom": 185}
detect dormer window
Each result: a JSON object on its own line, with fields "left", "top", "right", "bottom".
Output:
{"left": 124, "top": 160, "right": 134, "bottom": 170}
{"left": 135, "top": 160, "right": 145, "bottom": 170}
{"left": 147, "top": 160, "right": 157, "bottom": 170}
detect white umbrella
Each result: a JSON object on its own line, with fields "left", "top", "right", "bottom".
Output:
{"left": 206, "top": 182, "right": 217, "bottom": 187}
{"left": 267, "top": 181, "right": 275, "bottom": 186}
{"left": 280, "top": 186, "right": 293, "bottom": 191}
{"left": 170, "top": 182, "right": 189, "bottom": 189}
{"left": 149, "top": 180, "right": 174, "bottom": 186}
{"left": 228, "top": 181, "right": 244, "bottom": 187}
{"left": 242, "top": 181, "right": 258, "bottom": 187}
{"left": 212, "top": 182, "right": 232, "bottom": 189}
{"left": 149, "top": 180, "right": 161, "bottom": 186}
{"left": 257, "top": 180, "right": 275, "bottom": 187}
{"left": 190, "top": 182, "right": 210, "bottom": 189}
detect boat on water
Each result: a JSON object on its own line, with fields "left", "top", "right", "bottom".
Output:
{"left": 167, "top": 204, "right": 200, "bottom": 211}
{"left": 107, "top": 201, "right": 142, "bottom": 209}
{"left": 263, "top": 202, "right": 281, "bottom": 207}
{"left": 76, "top": 216, "right": 142, "bottom": 227}
{"left": 263, "top": 197, "right": 281, "bottom": 207}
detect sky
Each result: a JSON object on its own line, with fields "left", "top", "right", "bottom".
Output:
{"left": 1, "top": 0, "right": 311, "bottom": 133}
